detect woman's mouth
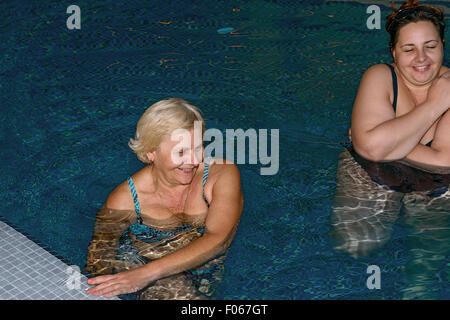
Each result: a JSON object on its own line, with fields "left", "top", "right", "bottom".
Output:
{"left": 178, "top": 168, "right": 194, "bottom": 174}
{"left": 413, "top": 65, "right": 430, "bottom": 72}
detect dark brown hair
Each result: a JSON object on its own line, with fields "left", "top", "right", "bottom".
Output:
{"left": 386, "top": 0, "right": 445, "bottom": 49}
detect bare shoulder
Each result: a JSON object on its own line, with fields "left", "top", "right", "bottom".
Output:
{"left": 439, "top": 65, "right": 450, "bottom": 75}
{"left": 360, "top": 63, "right": 392, "bottom": 84}
{"left": 353, "top": 64, "right": 395, "bottom": 115}
{"left": 105, "top": 180, "right": 134, "bottom": 211}
{"left": 208, "top": 158, "right": 241, "bottom": 180}
{"left": 205, "top": 159, "right": 242, "bottom": 196}
{"left": 354, "top": 64, "right": 393, "bottom": 106}
{"left": 206, "top": 159, "right": 243, "bottom": 217}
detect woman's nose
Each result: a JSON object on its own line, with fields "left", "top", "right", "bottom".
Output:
{"left": 415, "top": 48, "right": 427, "bottom": 62}
{"left": 191, "top": 151, "right": 201, "bottom": 165}
{"left": 185, "top": 150, "right": 200, "bottom": 165}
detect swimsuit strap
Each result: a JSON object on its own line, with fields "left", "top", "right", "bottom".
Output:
{"left": 127, "top": 160, "right": 210, "bottom": 223}
{"left": 385, "top": 63, "right": 398, "bottom": 112}
{"left": 385, "top": 64, "right": 432, "bottom": 147}
{"left": 202, "top": 158, "right": 210, "bottom": 206}
{"left": 127, "top": 177, "right": 143, "bottom": 224}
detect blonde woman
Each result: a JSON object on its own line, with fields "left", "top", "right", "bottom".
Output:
{"left": 85, "top": 98, "right": 243, "bottom": 299}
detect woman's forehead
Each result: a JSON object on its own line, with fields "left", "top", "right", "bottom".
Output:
{"left": 397, "top": 20, "right": 440, "bottom": 41}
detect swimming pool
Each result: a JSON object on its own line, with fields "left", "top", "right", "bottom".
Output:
{"left": 1, "top": 0, "right": 449, "bottom": 299}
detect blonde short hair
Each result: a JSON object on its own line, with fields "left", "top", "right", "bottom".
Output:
{"left": 128, "top": 98, "right": 205, "bottom": 163}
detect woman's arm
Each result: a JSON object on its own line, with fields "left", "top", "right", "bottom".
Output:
{"left": 85, "top": 207, "right": 134, "bottom": 275}
{"left": 351, "top": 65, "right": 450, "bottom": 162}
{"left": 85, "top": 181, "right": 137, "bottom": 275}
{"left": 403, "top": 110, "right": 450, "bottom": 168}
{"left": 86, "top": 162, "right": 243, "bottom": 297}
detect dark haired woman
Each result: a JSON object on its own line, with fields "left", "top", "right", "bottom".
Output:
{"left": 351, "top": 0, "right": 449, "bottom": 165}
{"left": 330, "top": 0, "right": 450, "bottom": 299}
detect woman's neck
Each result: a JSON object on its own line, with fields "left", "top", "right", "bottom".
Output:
{"left": 395, "top": 68, "right": 432, "bottom": 104}
{"left": 149, "top": 165, "right": 189, "bottom": 197}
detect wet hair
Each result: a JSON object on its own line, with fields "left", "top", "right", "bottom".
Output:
{"left": 386, "top": 0, "right": 445, "bottom": 49}
{"left": 128, "top": 98, "right": 205, "bottom": 163}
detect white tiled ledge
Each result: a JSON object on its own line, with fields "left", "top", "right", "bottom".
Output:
{"left": 0, "top": 220, "right": 119, "bottom": 300}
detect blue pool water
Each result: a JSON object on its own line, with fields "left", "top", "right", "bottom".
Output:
{"left": 1, "top": 0, "right": 449, "bottom": 299}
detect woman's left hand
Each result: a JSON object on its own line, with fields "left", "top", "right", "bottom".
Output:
{"left": 86, "top": 266, "right": 152, "bottom": 297}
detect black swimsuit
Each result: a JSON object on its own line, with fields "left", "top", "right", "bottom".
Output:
{"left": 348, "top": 64, "right": 449, "bottom": 193}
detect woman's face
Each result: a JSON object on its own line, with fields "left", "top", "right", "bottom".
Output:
{"left": 148, "top": 128, "right": 204, "bottom": 185}
{"left": 392, "top": 20, "right": 444, "bottom": 87}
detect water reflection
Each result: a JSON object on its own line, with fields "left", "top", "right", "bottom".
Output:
{"left": 85, "top": 207, "right": 225, "bottom": 300}
{"left": 330, "top": 148, "right": 450, "bottom": 299}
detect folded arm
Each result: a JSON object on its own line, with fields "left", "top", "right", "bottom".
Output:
{"left": 351, "top": 65, "right": 450, "bottom": 162}
{"left": 404, "top": 110, "right": 450, "bottom": 168}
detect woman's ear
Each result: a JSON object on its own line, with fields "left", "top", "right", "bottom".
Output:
{"left": 146, "top": 151, "right": 155, "bottom": 163}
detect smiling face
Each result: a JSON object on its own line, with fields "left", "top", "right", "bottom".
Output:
{"left": 392, "top": 20, "right": 444, "bottom": 87}
{"left": 147, "top": 128, "right": 204, "bottom": 186}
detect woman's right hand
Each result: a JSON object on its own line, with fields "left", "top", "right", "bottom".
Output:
{"left": 427, "top": 71, "right": 450, "bottom": 114}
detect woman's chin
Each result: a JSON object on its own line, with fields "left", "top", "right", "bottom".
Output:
{"left": 409, "top": 66, "right": 437, "bottom": 84}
